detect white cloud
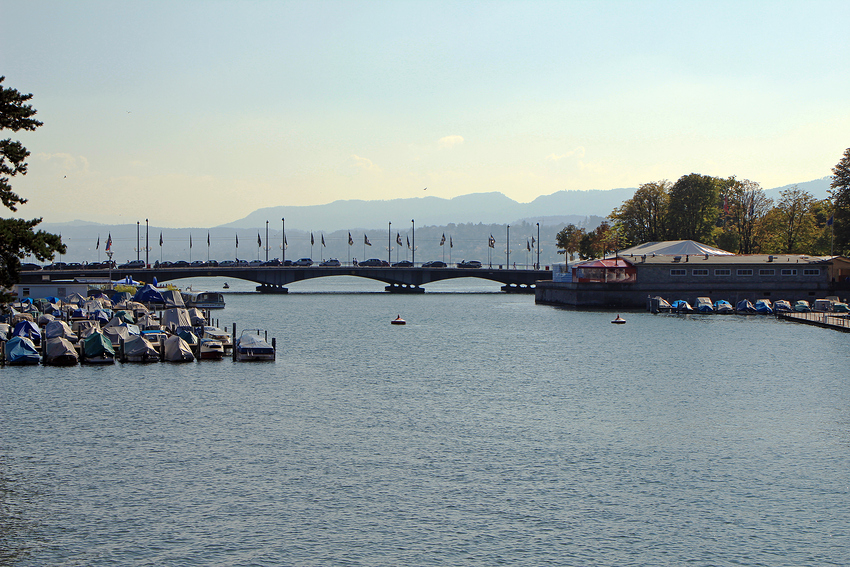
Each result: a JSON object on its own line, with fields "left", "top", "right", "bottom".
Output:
{"left": 438, "top": 135, "right": 464, "bottom": 149}
{"left": 545, "top": 147, "right": 586, "bottom": 161}
{"left": 351, "top": 154, "right": 382, "bottom": 172}
{"left": 34, "top": 152, "right": 90, "bottom": 174}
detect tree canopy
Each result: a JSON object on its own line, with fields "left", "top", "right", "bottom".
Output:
{"left": 0, "top": 76, "right": 65, "bottom": 298}
{"left": 830, "top": 147, "right": 850, "bottom": 255}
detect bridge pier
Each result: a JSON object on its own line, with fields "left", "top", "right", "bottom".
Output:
{"left": 256, "top": 284, "right": 289, "bottom": 294}
{"left": 385, "top": 284, "right": 425, "bottom": 294}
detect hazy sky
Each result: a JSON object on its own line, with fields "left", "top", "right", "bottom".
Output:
{"left": 3, "top": 0, "right": 848, "bottom": 228}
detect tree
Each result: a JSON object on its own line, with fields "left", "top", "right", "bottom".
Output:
{"left": 555, "top": 223, "right": 584, "bottom": 261}
{"left": 609, "top": 180, "right": 670, "bottom": 246}
{"left": 666, "top": 173, "right": 721, "bottom": 243}
{"left": 763, "top": 186, "right": 819, "bottom": 254}
{"left": 829, "top": 147, "right": 850, "bottom": 254}
{"left": 0, "top": 76, "right": 64, "bottom": 298}
{"left": 723, "top": 177, "right": 772, "bottom": 254}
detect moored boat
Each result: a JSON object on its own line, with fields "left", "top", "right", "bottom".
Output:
{"left": 755, "top": 299, "right": 773, "bottom": 314}
{"left": 44, "top": 337, "right": 79, "bottom": 366}
{"left": 713, "top": 299, "right": 734, "bottom": 314}
{"left": 695, "top": 297, "right": 714, "bottom": 313}
{"left": 736, "top": 299, "right": 757, "bottom": 313}
{"left": 202, "top": 326, "right": 232, "bottom": 349}
{"left": 793, "top": 300, "right": 811, "bottom": 313}
{"left": 5, "top": 336, "right": 41, "bottom": 365}
{"left": 671, "top": 300, "right": 693, "bottom": 313}
{"left": 123, "top": 335, "right": 159, "bottom": 362}
{"left": 82, "top": 331, "right": 116, "bottom": 364}
{"left": 163, "top": 335, "right": 195, "bottom": 362}
{"left": 774, "top": 300, "right": 792, "bottom": 312}
{"left": 199, "top": 338, "right": 225, "bottom": 359}
{"left": 234, "top": 330, "right": 275, "bottom": 361}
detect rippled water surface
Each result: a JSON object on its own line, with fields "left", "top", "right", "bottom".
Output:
{"left": 3, "top": 278, "right": 850, "bottom": 566}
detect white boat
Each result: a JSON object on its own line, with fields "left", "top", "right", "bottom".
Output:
{"left": 199, "top": 338, "right": 225, "bottom": 360}
{"left": 182, "top": 291, "right": 226, "bottom": 310}
{"left": 203, "top": 326, "right": 232, "bottom": 349}
{"left": 234, "top": 330, "right": 275, "bottom": 361}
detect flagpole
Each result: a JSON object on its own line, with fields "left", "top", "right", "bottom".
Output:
{"left": 411, "top": 219, "right": 415, "bottom": 266}
{"left": 265, "top": 221, "right": 269, "bottom": 262}
{"left": 537, "top": 222, "right": 540, "bottom": 270}
{"left": 281, "top": 218, "right": 285, "bottom": 264}
{"left": 145, "top": 219, "right": 149, "bottom": 268}
{"left": 388, "top": 222, "right": 391, "bottom": 266}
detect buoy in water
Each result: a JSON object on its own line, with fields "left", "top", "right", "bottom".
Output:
{"left": 611, "top": 314, "right": 626, "bottom": 324}
{"left": 391, "top": 315, "right": 406, "bottom": 325}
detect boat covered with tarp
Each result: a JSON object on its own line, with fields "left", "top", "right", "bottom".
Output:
{"left": 794, "top": 300, "right": 811, "bottom": 313}
{"left": 133, "top": 284, "right": 165, "bottom": 305}
{"left": 164, "top": 335, "right": 195, "bottom": 362}
{"left": 161, "top": 308, "right": 192, "bottom": 331}
{"left": 12, "top": 320, "right": 41, "bottom": 345}
{"left": 123, "top": 335, "right": 159, "bottom": 362}
{"left": 160, "top": 289, "right": 185, "bottom": 308}
{"left": 774, "top": 300, "right": 792, "bottom": 312}
{"left": 695, "top": 297, "right": 713, "bottom": 313}
{"left": 235, "top": 330, "right": 275, "bottom": 361}
{"left": 82, "top": 331, "right": 115, "bottom": 364}
{"left": 45, "top": 320, "right": 78, "bottom": 341}
{"left": 5, "top": 336, "right": 40, "bottom": 365}
{"left": 713, "top": 299, "right": 734, "bottom": 314}
{"left": 44, "top": 337, "right": 79, "bottom": 366}
{"left": 736, "top": 299, "right": 756, "bottom": 313}
{"left": 671, "top": 300, "right": 693, "bottom": 313}
{"left": 755, "top": 299, "right": 773, "bottom": 314}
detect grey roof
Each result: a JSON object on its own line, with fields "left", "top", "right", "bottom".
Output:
{"left": 619, "top": 240, "right": 734, "bottom": 256}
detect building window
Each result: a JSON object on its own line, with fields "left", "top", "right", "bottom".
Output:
{"left": 759, "top": 269, "right": 775, "bottom": 276}
{"left": 22, "top": 287, "right": 30, "bottom": 297}
{"left": 670, "top": 269, "right": 686, "bottom": 276}
{"left": 803, "top": 269, "right": 820, "bottom": 276}
{"left": 715, "top": 269, "right": 731, "bottom": 276}
{"left": 692, "top": 269, "right": 708, "bottom": 276}
{"left": 781, "top": 269, "right": 797, "bottom": 276}
{"left": 737, "top": 269, "right": 753, "bottom": 276}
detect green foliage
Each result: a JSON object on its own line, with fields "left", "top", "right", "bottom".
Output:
{"left": 609, "top": 180, "right": 670, "bottom": 246}
{"left": 666, "top": 173, "right": 721, "bottom": 243}
{"left": 0, "top": 76, "right": 65, "bottom": 297}
{"left": 555, "top": 224, "right": 584, "bottom": 261}
{"left": 722, "top": 177, "right": 772, "bottom": 254}
{"left": 830, "top": 147, "right": 850, "bottom": 255}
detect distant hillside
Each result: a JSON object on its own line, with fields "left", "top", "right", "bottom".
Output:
{"left": 220, "top": 188, "right": 638, "bottom": 232}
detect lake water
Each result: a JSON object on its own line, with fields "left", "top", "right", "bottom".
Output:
{"left": 2, "top": 277, "right": 850, "bottom": 566}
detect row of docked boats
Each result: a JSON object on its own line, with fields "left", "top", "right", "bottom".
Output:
{"left": 1, "top": 289, "right": 272, "bottom": 366}
{"left": 657, "top": 297, "right": 849, "bottom": 315}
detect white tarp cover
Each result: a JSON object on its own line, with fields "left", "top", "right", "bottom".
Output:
{"left": 619, "top": 240, "right": 734, "bottom": 257}
{"left": 161, "top": 290, "right": 185, "bottom": 308}
{"left": 187, "top": 308, "right": 206, "bottom": 326}
{"left": 164, "top": 335, "right": 194, "bottom": 362}
{"left": 161, "top": 308, "right": 192, "bottom": 330}
{"left": 45, "top": 320, "right": 78, "bottom": 341}
{"left": 45, "top": 337, "right": 79, "bottom": 364}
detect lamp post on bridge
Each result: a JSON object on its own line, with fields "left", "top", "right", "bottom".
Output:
{"left": 536, "top": 222, "right": 540, "bottom": 270}
{"left": 265, "top": 220, "right": 269, "bottom": 262}
{"left": 411, "top": 219, "right": 415, "bottom": 266}
{"left": 388, "top": 221, "right": 391, "bottom": 266}
{"left": 506, "top": 224, "right": 510, "bottom": 268}
{"left": 281, "top": 218, "right": 285, "bottom": 264}
{"left": 136, "top": 221, "right": 140, "bottom": 262}
{"left": 145, "top": 219, "right": 149, "bottom": 268}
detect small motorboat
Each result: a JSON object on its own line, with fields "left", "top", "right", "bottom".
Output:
{"left": 163, "top": 335, "right": 195, "bottom": 362}
{"left": 611, "top": 314, "right": 626, "bottom": 324}
{"left": 391, "top": 315, "right": 406, "bottom": 325}
{"left": 713, "top": 299, "right": 734, "bottom": 314}
{"left": 82, "top": 331, "right": 116, "bottom": 364}
{"left": 5, "top": 336, "right": 41, "bottom": 365}
{"left": 755, "top": 299, "right": 773, "bottom": 314}
{"left": 223, "top": 282, "right": 230, "bottom": 289}
{"left": 234, "top": 330, "right": 275, "bottom": 361}
{"left": 671, "top": 300, "right": 693, "bottom": 313}
{"left": 44, "top": 337, "right": 79, "bottom": 366}
{"left": 199, "top": 338, "right": 225, "bottom": 360}
{"left": 695, "top": 297, "right": 714, "bottom": 313}
{"left": 736, "top": 299, "right": 757, "bottom": 314}
{"left": 774, "top": 300, "right": 792, "bottom": 312}
{"left": 123, "top": 335, "right": 160, "bottom": 363}
{"left": 794, "top": 300, "right": 811, "bottom": 313}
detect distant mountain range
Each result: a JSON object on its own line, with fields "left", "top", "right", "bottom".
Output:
{"left": 37, "top": 177, "right": 832, "bottom": 265}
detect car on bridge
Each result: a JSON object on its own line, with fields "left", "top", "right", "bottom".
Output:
{"left": 423, "top": 260, "right": 447, "bottom": 268}
{"left": 359, "top": 258, "right": 388, "bottom": 267}
{"left": 319, "top": 258, "right": 341, "bottom": 267}
{"left": 457, "top": 260, "right": 482, "bottom": 269}
{"left": 392, "top": 260, "right": 413, "bottom": 267}
{"left": 294, "top": 258, "right": 313, "bottom": 266}
{"left": 119, "top": 260, "right": 145, "bottom": 269}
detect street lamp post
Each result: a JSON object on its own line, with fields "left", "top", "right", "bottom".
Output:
{"left": 505, "top": 225, "right": 511, "bottom": 268}
{"left": 388, "top": 221, "right": 391, "bottom": 266}
{"left": 411, "top": 219, "right": 415, "bottom": 266}
{"left": 265, "top": 220, "right": 269, "bottom": 262}
{"left": 136, "top": 221, "right": 140, "bottom": 261}
{"left": 281, "top": 218, "right": 285, "bottom": 264}
{"left": 537, "top": 222, "right": 540, "bottom": 269}
{"left": 145, "top": 219, "right": 149, "bottom": 267}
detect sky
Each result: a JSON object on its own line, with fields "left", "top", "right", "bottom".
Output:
{"left": 2, "top": 0, "right": 848, "bottom": 228}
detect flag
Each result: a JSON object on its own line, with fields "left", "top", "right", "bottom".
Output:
{"left": 348, "top": 232, "right": 353, "bottom": 245}
{"left": 450, "top": 236, "right": 453, "bottom": 248}
{"left": 828, "top": 213, "right": 834, "bottom": 227}
{"left": 257, "top": 233, "right": 262, "bottom": 247}
{"left": 489, "top": 234, "right": 495, "bottom": 248}
{"left": 96, "top": 235, "right": 100, "bottom": 250}
{"left": 284, "top": 235, "right": 288, "bottom": 247}
{"left": 190, "top": 234, "right": 193, "bottom": 249}
{"left": 440, "top": 233, "right": 445, "bottom": 246}
{"left": 311, "top": 233, "right": 314, "bottom": 246}
{"left": 321, "top": 234, "right": 326, "bottom": 247}
{"left": 396, "top": 232, "right": 403, "bottom": 246}
{"left": 406, "top": 235, "right": 410, "bottom": 249}
{"left": 236, "top": 234, "right": 239, "bottom": 247}
{"left": 207, "top": 232, "right": 210, "bottom": 246}
{"left": 105, "top": 233, "right": 112, "bottom": 252}
{"left": 365, "top": 234, "right": 372, "bottom": 246}
{"left": 531, "top": 236, "right": 536, "bottom": 248}
{"left": 527, "top": 239, "right": 531, "bottom": 251}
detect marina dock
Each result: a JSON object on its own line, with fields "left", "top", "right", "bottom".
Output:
{"left": 776, "top": 311, "right": 850, "bottom": 332}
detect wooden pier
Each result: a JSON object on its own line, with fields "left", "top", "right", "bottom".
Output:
{"left": 776, "top": 311, "right": 850, "bottom": 333}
